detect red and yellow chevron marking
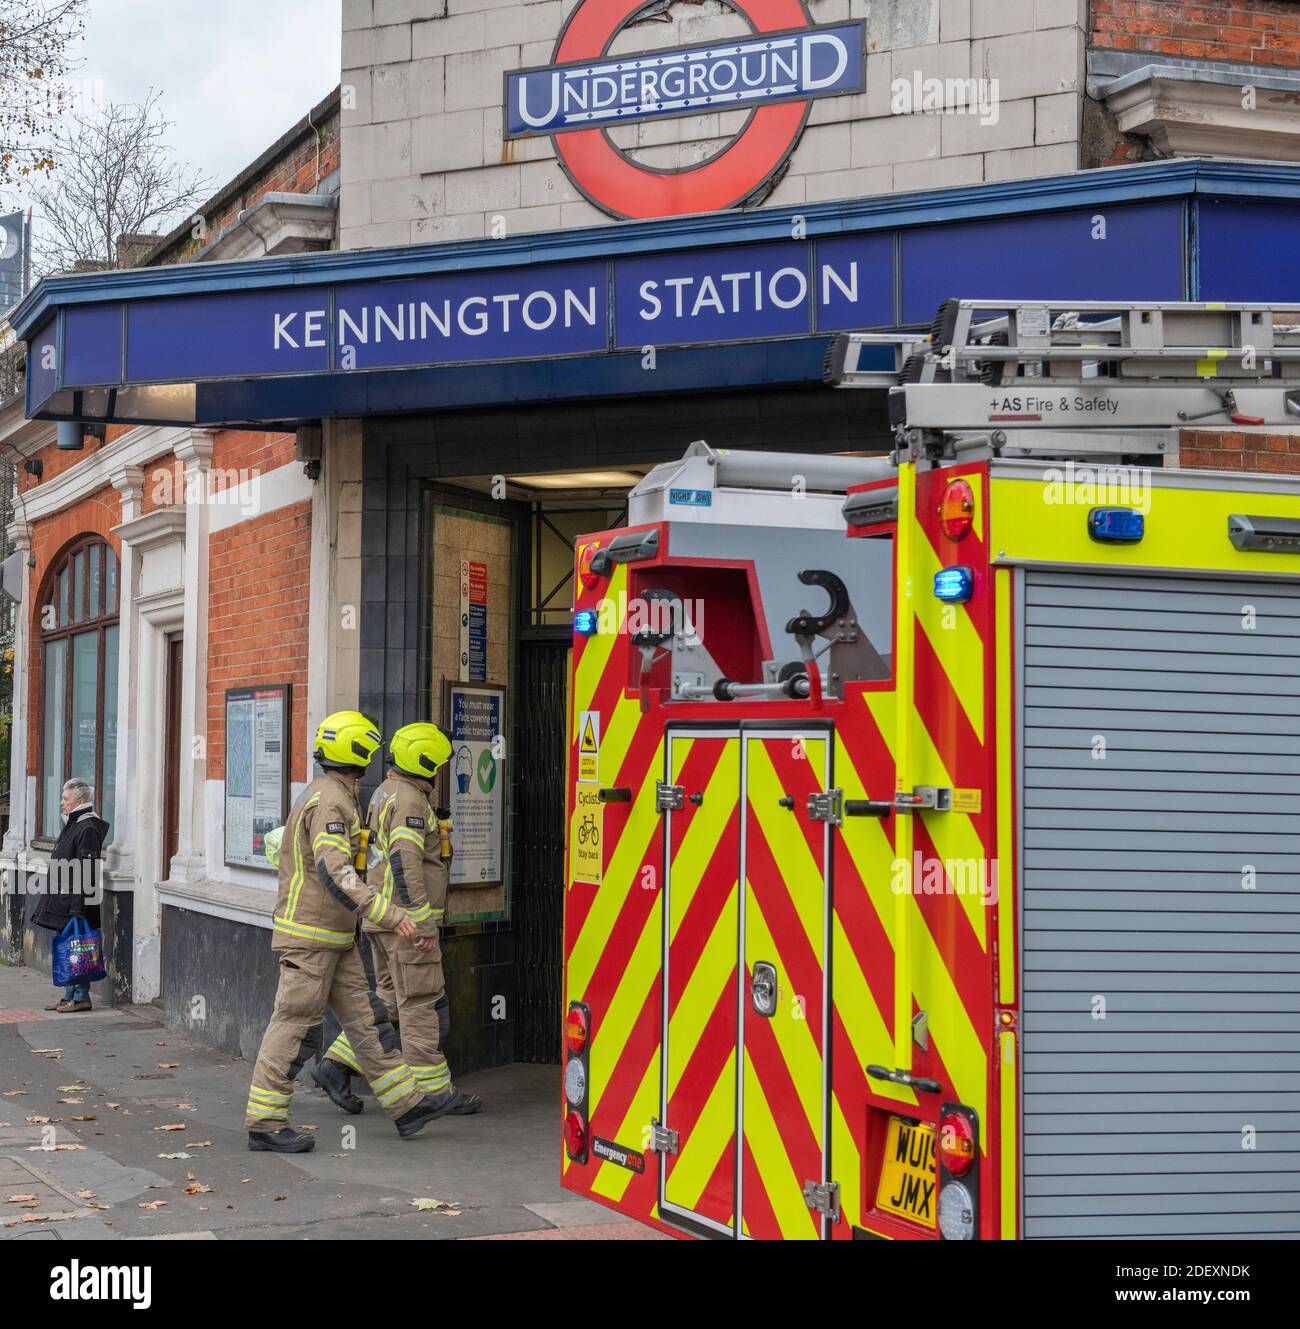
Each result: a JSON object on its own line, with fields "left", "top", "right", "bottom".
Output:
{"left": 740, "top": 735, "right": 828, "bottom": 1239}
{"left": 662, "top": 734, "right": 741, "bottom": 1229}
{"left": 563, "top": 481, "right": 1004, "bottom": 1240}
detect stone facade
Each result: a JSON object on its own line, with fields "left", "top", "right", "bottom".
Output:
{"left": 340, "top": 0, "right": 1090, "bottom": 248}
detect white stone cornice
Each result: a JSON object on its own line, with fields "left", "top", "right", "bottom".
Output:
{"left": 112, "top": 504, "right": 188, "bottom": 552}
{"left": 13, "top": 425, "right": 190, "bottom": 523}
{"left": 174, "top": 429, "right": 216, "bottom": 470}
{"left": 7, "top": 517, "right": 31, "bottom": 552}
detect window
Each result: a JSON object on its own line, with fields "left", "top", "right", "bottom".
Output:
{"left": 38, "top": 538, "right": 119, "bottom": 842}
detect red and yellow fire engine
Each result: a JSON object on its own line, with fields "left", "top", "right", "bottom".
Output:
{"left": 559, "top": 300, "right": 1300, "bottom": 1240}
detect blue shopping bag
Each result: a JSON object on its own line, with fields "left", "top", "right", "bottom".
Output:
{"left": 52, "top": 916, "right": 107, "bottom": 988}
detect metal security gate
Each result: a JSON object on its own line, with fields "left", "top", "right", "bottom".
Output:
{"left": 1020, "top": 568, "right": 1300, "bottom": 1239}
{"left": 514, "top": 637, "right": 570, "bottom": 1063}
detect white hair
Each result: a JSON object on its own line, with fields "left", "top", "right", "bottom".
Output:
{"left": 63, "top": 778, "right": 94, "bottom": 803}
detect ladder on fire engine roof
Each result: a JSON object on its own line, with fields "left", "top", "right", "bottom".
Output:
{"left": 828, "top": 298, "right": 1300, "bottom": 467}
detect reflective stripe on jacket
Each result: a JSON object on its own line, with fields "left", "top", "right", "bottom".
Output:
{"left": 272, "top": 771, "right": 407, "bottom": 950}
{"left": 362, "top": 769, "right": 448, "bottom": 936}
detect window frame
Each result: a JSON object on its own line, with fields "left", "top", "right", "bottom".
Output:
{"left": 35, "top": 536, "right": 120, "bottom": 847}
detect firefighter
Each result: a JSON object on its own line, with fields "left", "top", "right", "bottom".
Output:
{"left": 312, "top": 722, "right": 483, "bottom": 1116}
{"left": 245, "top": 712, "right": 463, "bottom": 1153}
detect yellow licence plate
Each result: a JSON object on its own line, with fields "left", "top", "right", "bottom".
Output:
{"left": 875, "top": 1118, "right": 937, "bottom": 1226}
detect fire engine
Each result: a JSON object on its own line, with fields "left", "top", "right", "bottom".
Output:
{"left": 560, "top": 300, "right": 1300, "bottom": 1240}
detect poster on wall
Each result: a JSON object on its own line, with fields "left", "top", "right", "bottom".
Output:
{"left": 443, "top": 679, "right": 505, "bottom": 890}
{"left": 224, "top": 685, "right": 290, "bottom": 871}
{"left": 459, "top": 559, "right": 488, "bottom": 682}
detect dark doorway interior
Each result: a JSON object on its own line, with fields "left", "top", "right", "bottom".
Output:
{"left": 513, "top": 633, "right": 569, "bottom": 1064}
{"left": 163, "top": 634, "right": 184, "bottom": 872}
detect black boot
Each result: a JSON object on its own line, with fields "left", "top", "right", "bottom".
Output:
{"left": 312, "top": 1058, "right": 364, "bottom": 1114}
{"left": 395, "top": 1089, "right": 464, "bottom": 1139}
{"left": 445, "top": 1089, "right": 484, "bottom": 1115}
{"left": 248, "top": 1127, "right": 316, "bottom": 1154}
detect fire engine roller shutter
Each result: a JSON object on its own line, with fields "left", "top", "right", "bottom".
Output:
{"left": 1020, "top": 568, "right": 1300, "bottom": 1239}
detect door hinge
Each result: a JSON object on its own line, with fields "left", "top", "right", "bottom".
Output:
{"left": 806, "top": 787, "right": 843, "bottom": 826}
{"left": 802, "top": 1179, "right": 841, "bottom": 1223}
{"left": 648, "top": 1118, "right": 679, "bottom": 1155}
{"left": 655, "top": 781, "right": 685, "bottom": 813}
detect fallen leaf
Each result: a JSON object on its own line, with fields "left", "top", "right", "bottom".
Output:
{"left": 241, "top": 1178, "right": 250, "bottom": 1184}
{"left": 183, "top": 1183, "right": 211, "bottom": 1195}
{"left": 410, "top": 1197, "right": 460, "bottom": 1213}
{"left": 138, "top": 1200, "right": 167, "bottom": 1210}
{"left": 273, "top": 1195, "right": 286, "bottom": 1202}
{"left": 27, "top": 1144, "right": 84, "bottom": 1152}
{"left": 56, "top": 1085, "right": 87, "bottom": 1092}
{"left": 157, "top": 1063, "right": 179, "bottom": 1070}
{"left": 175, "top": 1103, "right": 195, "bottom": 1110}
{"left": 157, "top": 1152, "right": 191, "bottom": 1161}
{"left": 74, "top": 1190, "right": 97, "bottom": 1200}
{"left": 0, "top": 1122, "right": 8, "bottom": 1128}
{"left": 6, "top": 1194, "right": 39, "bottom": 1204}
{"left": 88, "top": 1203, "right": 109, "bottom": 1211}
{"left": 24, "top": 1116, "right": 51, "bottom": 1124}
{"left": 71, "top": 1115, "right": 97, "bottom": 1122}
{"left": 300, "top": 1124, "right": 318, "bottom": 1132}
{"left": 153, "top": 1123, "right": 186, "bottom": 1132}
{"left": 0, "top": 1091, "right": 28, "bottom": 1097}
{"left": 55, "top": 1098, "right": 83, "bottom": 1105}
{"left": 155, "top": 1042, "right": 167, "bottom": 1047}
{"left": 104, "top": 1103, "right": 121, "bottom": 1110}
{"left": 22, "top": 1212, "right": 77, "bottom": 1224}
{"left": 185, "top": 1140, "right": 213, "bottom": 1148}
{"left": 30, "top": 1049, "right": 63, "bottom": 1056}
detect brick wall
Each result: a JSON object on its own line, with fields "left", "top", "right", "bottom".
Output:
{"left": 206, "top": 499, "right": 312, "bottom": 785}
{"left": 1092, "top": 0, "right": 1300, "bottom": 63}
{"left": 1088, "top": 1, "right": 1300, "bottom": 165}
{"left": 151, "top": 97, "right": 341, "bottom": 266}
{"left": 1180, "top": 427, "right": 1300, "bottom": 472}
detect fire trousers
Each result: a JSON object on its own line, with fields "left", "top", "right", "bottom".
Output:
{"left": 324, "top": 932, "right": 451, "bottom": 1098}
{"left": 246, "top": 945, "right": 423, "bottom": 1130}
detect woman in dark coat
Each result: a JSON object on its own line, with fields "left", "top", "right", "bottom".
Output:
{"left": 31, "top": 778, "right": 110, "bottom": 1012}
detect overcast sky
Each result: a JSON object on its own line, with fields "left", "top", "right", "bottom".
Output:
{"left": 6, "top": 0, "right": 341, "bottom": 215}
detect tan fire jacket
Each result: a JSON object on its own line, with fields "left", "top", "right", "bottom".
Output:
{"left": 272, "top": 771, "right": 408, "bottom": 951}
{"left": 362, "top": 768, "right": 449, "bottom": 937}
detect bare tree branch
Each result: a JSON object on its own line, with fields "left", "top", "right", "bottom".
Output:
{"left": 0, "top": 0, "right": 87, "bottom": 185}
{"left": 30, "top": 91, "right": 212, "bottom": 274}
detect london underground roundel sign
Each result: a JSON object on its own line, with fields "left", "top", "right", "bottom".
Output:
{"left": 504, "top": 1, "right": 865, "bottom": 220}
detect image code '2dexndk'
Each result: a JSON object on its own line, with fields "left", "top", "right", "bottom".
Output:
{"left": 559, "top": 300, "right": 1300, "bottom": 1240}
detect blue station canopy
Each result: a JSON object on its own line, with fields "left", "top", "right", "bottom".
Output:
{"left": 12, "top": 158, "right": 1300, "bottom": 428}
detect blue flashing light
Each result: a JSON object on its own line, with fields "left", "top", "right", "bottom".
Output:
{"left": 574, "top": 609, "right": 598, "bottom": 636}
{"left": 933, "top": 566, "right": 974, "bottom": 604}
{"left": 1088, "top": 507, "right": 1145, "bottom": 544}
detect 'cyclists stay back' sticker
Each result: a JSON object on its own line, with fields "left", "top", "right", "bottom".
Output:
{"left": 570, "top": 784, "right": 602, "bottom": 887}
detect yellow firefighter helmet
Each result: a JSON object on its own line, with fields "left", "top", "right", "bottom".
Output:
{"left": 390, "top": 722, "right": 454, "bottom": 779}
{"left": 314, "top": 711, "right": 383, "bottom": 771}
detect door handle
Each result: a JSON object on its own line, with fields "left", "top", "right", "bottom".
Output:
{"left": 688, "top": 791, "right": 703, "bottom": 806}
{"left": 778, "top": 795, "right": 795, "bottom": 810}
{"left": 751, "top": 961, "right": 777, "bottom": 1017}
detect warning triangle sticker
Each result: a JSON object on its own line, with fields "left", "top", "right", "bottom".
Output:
{"left": 581, "top": 715, "right": 598, "bottom": 753}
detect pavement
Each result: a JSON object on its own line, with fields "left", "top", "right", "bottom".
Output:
{"left": 0, "top": 960, "right": 664, "bottom": 1242}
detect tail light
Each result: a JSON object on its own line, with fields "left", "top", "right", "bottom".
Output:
{"left": 938, "top": 1110, "right": 975, "bottom": 1177}
{"left": 937, "top": 1102, "right": 980, "bottom": 1240}
{"left": 566, "top": 1005, "right": 589, "bottom": 1055}
{"left": 939, "top": 478, "right": 975, "bottom": 541}
{"left": 564, "top": 1109, "right": 588, "bottom": 1160}
{"left": 578, "top": 542, "right": 604, "bottom": 591}
{"left": 564, "top": 1001, "right": 591, "bottom": 1163}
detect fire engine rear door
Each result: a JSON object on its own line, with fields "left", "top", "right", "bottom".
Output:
{"left": 738, "top": 725, "right": 833, "bottom": 1240}
{"left": 659, "top": 727, "right": 742, "bottom": 1237}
